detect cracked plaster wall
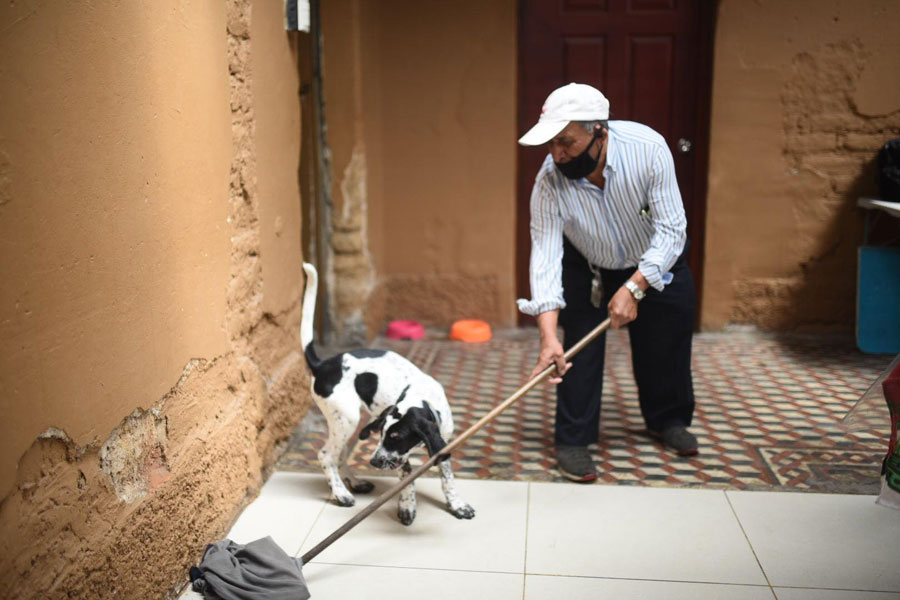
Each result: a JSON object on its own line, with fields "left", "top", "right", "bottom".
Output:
{"left": 0, "top": 1, "right": 309, "bottom": 598}
{"left": 703, "top": 0, "right": 900, "bottom": 331}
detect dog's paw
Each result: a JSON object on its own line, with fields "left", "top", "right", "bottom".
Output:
{"left": 333, "top": 493, "right": 356, "bottom": 507}
{"left": 449, "top": 503, "right": 475, "bottom": 520}
{"left": 397, "top": 507, "right": 416, "bottom": 526}
{"left": 345, "top": 479, "right": 375, "bottom": 494}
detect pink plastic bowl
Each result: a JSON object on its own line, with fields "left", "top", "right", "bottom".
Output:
{"left": 385, "top": 320, "right": 425, "bottom": 340}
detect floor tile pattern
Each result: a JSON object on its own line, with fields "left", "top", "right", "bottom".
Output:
{"left": 278, "top": 328, "right": 894, "bottom": 493}
{"left": 181, "top": 474, "right": 900, "bottom": 600}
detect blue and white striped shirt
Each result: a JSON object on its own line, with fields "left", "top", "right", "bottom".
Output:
{"left": 517, "top": 120, "right": 687, "bottom": 316}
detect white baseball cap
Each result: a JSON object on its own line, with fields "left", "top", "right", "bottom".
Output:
{"left": 518, "top": 83, "right": 610, "bottom": 146}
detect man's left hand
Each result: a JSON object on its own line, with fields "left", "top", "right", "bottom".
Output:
{"left": 608, "top": 287, "right": 638, "bottom": 329}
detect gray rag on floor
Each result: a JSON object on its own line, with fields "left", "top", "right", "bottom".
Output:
{"left": 191, "top": 537, "right": 310, "bottom": 600}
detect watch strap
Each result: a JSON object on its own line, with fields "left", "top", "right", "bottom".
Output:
{"left": 624, "top": 280, "right": 645, "bottom": 301}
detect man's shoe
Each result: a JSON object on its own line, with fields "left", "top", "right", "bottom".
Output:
{"left": 651, "top": 425, "right": 699, "bottom": 456}
{"left": 556, "top": 445, "right": 598, "bottom": 482}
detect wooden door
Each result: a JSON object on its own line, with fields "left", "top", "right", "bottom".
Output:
{"left": 516, "top": 0, "right": 716, "bottom": 326}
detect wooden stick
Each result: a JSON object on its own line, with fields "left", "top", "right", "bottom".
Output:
{"left": 300, "top": 317, "right": 612, "bottom": 565}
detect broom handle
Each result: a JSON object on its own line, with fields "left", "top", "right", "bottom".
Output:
{"left": 300, "top": 317, "right": 611, "bottom": 565}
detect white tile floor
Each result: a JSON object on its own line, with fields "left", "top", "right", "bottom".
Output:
{"left": 181, "top": 472, "right": 900, "bottom": 600}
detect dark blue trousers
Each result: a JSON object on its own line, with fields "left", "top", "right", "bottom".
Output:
{"left": 556, "top": 236, "right": 696, "bottom": 446}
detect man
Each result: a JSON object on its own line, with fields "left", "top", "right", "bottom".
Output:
{"left": 517, "top": 82, "right": 698, "bottom": 483}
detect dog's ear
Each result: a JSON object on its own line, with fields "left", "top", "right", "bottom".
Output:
{"left": 359, "top": 405, "right": 393, "bottom": 440}
{"left": 358, "top": 416, "right": 383, "bottom": 440}
{"left": 413, "top": 411, "right": 447, "bottom": 460}
{"left": 422, "top": 400, "right": 441, "bottom": 425}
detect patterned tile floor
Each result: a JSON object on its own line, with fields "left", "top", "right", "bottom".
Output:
{"left": 277, "top": 327, "right": 895, "bottom": 494}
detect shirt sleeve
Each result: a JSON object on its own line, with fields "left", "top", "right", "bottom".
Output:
{"left": 638, "top": 143, "right": 687, "bottom": 291}
{"left": 516, "top": 177, "right": 567, "bottom": 316}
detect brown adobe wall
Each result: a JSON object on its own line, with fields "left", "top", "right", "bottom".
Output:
{"left": 703, "top": 0, "right": 900, "bottom": 331}
{"left": 0, "top": 1, "right": 310, "bottom": 598}
{"left": 317, "top": 0, "right": 900, "bottom": 336}
{"left": 320, "top": 0, "right": 518, "bottom": 341}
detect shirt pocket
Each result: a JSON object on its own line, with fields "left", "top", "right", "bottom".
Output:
{"left": 636, "top": 207, "right": 654, "bottom": 233}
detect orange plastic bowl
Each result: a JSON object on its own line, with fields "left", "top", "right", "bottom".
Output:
{"left": 385, "top": 320, "right": 425, "bottom": 340}
{"left": 449, "top": 319, "right": 492, "bottom": 343}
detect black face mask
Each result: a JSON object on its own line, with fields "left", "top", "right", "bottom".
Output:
{"left": 555, "top": 130, "right": 602, "bottom": 180}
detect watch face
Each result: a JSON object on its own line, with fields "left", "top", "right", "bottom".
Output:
{"left": 627, "top": 281, "right": 644, "bottom": 299}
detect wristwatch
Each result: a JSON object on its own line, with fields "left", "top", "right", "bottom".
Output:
{"left": 624, "top": 280, "right": 645, "bottom": 302}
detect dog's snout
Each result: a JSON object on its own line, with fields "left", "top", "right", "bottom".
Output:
{"left": 370, "top": 449, "right": 401, "bottom": 470}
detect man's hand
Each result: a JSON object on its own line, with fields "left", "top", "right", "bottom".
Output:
{"left": 608, "top": 286, "right": 638, "bottom": 329}
{"left": 529, "top": 337, "right": 571, "bottom": 383}
{"left": 532, "top": 310, "right": 572, "bottom": 383}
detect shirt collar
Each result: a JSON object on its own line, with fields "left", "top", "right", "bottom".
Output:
{"left": 604, "top": 125, "right": 618, "bottom": 174}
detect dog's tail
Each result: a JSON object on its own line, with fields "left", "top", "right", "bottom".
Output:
{"left": 301, "top": 262, "right": 322, "bottom": 370}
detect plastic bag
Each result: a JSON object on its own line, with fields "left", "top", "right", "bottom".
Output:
{"left": 839, "top": 353, "right": 900, "bottom": 509}
{"left": 838, "top": 354, "right": 898, "bottom": 433}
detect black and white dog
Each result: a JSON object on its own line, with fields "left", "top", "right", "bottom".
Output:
{"left": 301, "top": 263, "right": 474, "bottom": 525}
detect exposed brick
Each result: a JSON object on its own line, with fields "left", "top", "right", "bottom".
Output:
{"left": 806, "top": 112, "right": 856, "bottom": 132}
{"left": 843, "top": 132, "right": 888, "bottom": 152}
{"left": 331, "top": 230, "right": 363, "bottom": 254}
{"left": 327, "top": 146, "right": 374, "bottom": 345}
{"left": 799, "top": 153, "right": 863, "bottom": 175}
{"left": 785, "top": 132, "right": 837, "bottom": 155}
{"left": 332, "top": 251, "right": 370, "bottom": 273}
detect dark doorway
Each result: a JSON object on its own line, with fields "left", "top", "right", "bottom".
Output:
{"left": 516, "top": 0, "right": 716, "bottom": 326}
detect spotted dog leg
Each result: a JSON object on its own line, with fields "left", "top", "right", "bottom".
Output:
{"left": 316, "top": 398, "right": 359, "bottom": 507}
{"left": 439, "top": 461, "right": 475, "bottom": 519}
{"left": 397, "top": 462, "right": 416, "bottom": 526}
{"left": 338, "top": 425, "right": 374, "bottom": 494}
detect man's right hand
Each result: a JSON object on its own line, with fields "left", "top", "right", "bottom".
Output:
{"left": 529, "top": 337, "right": 571, "bottom": 383}
{"left": 532, "top": 309, "right": 571, "bottom": 383}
